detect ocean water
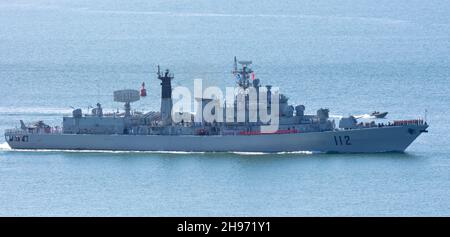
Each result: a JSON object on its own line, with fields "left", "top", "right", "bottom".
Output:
{"left": 0, "top": 0, "right": 449, "bottom": 216}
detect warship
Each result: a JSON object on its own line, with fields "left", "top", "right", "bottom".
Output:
{"left": 4, "top": 58, "right": 428, "bottom": 153}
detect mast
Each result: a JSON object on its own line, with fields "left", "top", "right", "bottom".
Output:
{"left": 233, "top": 57, "right": 253, "bottom": 89}
{"left": 157, "top": 65, "right": 174, "bottom": 125}
{"left": 232, "top": 58, "right": 261, "bottom": 125}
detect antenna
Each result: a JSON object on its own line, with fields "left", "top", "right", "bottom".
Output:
{"left": 233, "top": 58, "right": 253, "bottom": 89}
{"left": 114, "top": 90, "right": 140, "bottom": 103}
{"left": 114, "top": 90, "right": 140, "bottom": 117}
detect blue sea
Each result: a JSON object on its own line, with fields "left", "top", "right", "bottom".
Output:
{"left": 0, "top": 0, "right": 449, "bottom": 216}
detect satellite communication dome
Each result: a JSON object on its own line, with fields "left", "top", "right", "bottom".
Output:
{"left": 114, "top": 90, "right": 140, "bottom": 103}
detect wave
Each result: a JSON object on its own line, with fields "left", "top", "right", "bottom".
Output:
{"left": 276, "top": 151, "right": 318, "bottom": 155}
{"left": 232, "top": 151, "right": 317, "bottom": 155}
{"left": 0, "top": 107, "right": 72, "bottom": 116}
{"left": 73, "top": 9, "right": 408, "bottom": 25}
{"left": 0, "top": 142, "right": 11, "bottom": 150}
{"left": 1, "top": 145, "right": 317, "bottom": 156}
{"left": 0, "top": 2, "right": 410, "bottom": 25}
{"left": 231, "top": 152, "right": 271, "bottom": 156}
{"left": 1, "top": 147, "right": 208, "bottom": 155}
{"left": 353, "top": 114, "right": 376, "bottom": 119}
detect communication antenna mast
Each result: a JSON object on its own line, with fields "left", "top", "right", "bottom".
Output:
{"left": 233, "top": 57, "right": 253, "bottom": 89}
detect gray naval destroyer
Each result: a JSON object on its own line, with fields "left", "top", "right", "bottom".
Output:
{"left": 5, "top": 58, "right": 428, "bottom": 153}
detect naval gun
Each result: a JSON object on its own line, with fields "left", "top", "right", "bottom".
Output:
{"left": 114, "top": 89, "right": 140, "bottom": 117}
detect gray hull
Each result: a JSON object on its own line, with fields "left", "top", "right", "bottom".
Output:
{"left": 6, "top": 125, "right": 427, "bottom": 153}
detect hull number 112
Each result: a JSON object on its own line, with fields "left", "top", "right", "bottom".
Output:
{"left": 334, "top": 135, "right": 351, "bottom": 146}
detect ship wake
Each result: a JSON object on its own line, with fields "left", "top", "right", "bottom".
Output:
{"left": 1, "top": 145, "right": 318, "bottom": 156}
{"left": 0, "top": 142, "right": 11, "bottom": 151}
{"left": 232, "top": 151, "right": 318, "bottom": 155}
{"left": 0, "top": 107, "right": 72, "bottom": 116}
{"left": 354, "top": 114, "right": 376, "bottom": 119}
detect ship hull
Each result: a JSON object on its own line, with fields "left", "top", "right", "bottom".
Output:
{"left": 5, "top": 125, "right": 427, "bottom": 153}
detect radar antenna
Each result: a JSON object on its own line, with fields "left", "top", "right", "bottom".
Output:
{"left": 113, "top": 89, "right": 140, "bottom": 117}
{"left": 232, "top": 57, "right": 254, "bottom": 89}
